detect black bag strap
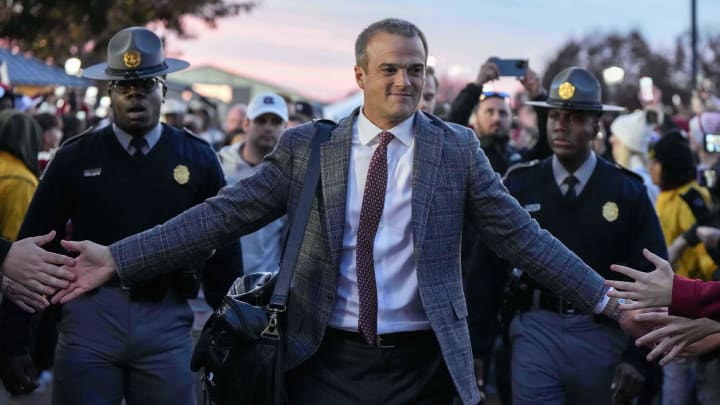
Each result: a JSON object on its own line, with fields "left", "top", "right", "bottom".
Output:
{"left": 269, "top": 119, "right": 336, "bottom": 309}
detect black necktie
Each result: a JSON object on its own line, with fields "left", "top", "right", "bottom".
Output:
{"left": 130, "top": 137, "right": 147, "bottom": 159}
{"left": 564, "top": 175, "right": 579, "bottom": 202}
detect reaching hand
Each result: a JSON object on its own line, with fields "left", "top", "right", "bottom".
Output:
{"left": 633, "top": 311, "right": 720, "bottom": 365}
{"left": 519, "top": 67, "right": 543, "bottom": 99}
{"left": 0, "top": 231, "right": 75, "bottom": 295}
{"left": 473, "top": 357, "right": 485, "bottom": 402}
{"left": 0, "top": 276, "right": 49, "bottom": 313}
{"left": 476, "top": 60, "right": 500, "bottom": 86}
{"left": 617, "top": 307, "right": 665, "bottom": 338}
{"left": 50, "top": 240, "right": 118, "bottom": 304}
{"left": 610, "top": 362, "right": 644, "bottom": 404}
{"left": 605, "top": 249, "right": 674, "bottom": 309}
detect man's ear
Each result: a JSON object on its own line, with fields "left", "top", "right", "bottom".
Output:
{"left": 354, "top": 65, "right": 366, "bottom": 90}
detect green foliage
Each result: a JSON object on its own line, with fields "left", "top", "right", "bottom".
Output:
{"left": 0, "top": 0, "right": 257, "bottom": 67}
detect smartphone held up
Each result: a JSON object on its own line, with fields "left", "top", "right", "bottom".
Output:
{"left": 490, "top": 57, "right": 528, "bottom": 78}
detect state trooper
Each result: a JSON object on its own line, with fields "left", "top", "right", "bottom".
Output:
{"left": 0, "top": 27, "right": 243, "bottom": 404}
{"left": 474, "top": 67, "right": 667, "bottom": 404}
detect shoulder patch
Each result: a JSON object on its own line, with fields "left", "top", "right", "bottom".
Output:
{"left": 503, "top": 160, "right": 539, "bottom": 181}
{"left": 59, "top": 126, "right": 95, "bottom": 148}
{"left": 182, "top": 127, "right": 211, "bottom": 145}
{"left": 613, "top": 163, "right": 644, "bottom": 183}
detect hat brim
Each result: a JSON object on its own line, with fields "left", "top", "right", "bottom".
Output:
{"left": 525, "top": 100, "right": 625, "bottom": 112}
{"left": 82, "top": 58, "right": 190, "bottom": 80}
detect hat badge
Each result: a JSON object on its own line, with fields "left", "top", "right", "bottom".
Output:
{"left": 123, "top": 50, "right": 141, "bottom": 69}
{"left": 558, "top": 82, "right": 575, "bottom": 100}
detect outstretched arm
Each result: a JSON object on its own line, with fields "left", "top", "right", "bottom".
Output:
{"left": 50, "top": 240, "right": 116, "bottom": 304}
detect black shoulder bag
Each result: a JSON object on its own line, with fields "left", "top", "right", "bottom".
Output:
{"left": 190, "top": 119, "right": 336, "bottom": 405}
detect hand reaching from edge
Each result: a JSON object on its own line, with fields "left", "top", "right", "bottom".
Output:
{"left": 0, "top": 276, "right": 49, "bottom": 313}
{"left": 633, "top": 311, "right": 720, "bottom": 365}
{"left": 0, "top": 231, "right": 75, "bottom": 295}
{"left": 605, "top": 249, "right": 674, "bottom": 309}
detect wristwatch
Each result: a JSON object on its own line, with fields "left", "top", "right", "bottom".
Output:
{"left": 610, "top": 298, "right": 627, "bottom": 321}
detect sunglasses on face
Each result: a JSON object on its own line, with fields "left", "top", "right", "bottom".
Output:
{"left": 110, "top": 77, "right": 165, "bottom": 94}
{"left": 479, "top": 91, "right": 510, "bottom": 101}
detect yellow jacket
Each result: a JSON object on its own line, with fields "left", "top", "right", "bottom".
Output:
{"left": 0, "top": 151, "right": 37, "bottom": 240}
{"left": 656, "top": 181, "right": 716, "bottom": 280}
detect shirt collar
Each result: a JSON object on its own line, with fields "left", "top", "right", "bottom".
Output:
{"left": 357, "top": 108, "right": 414, "bottom": 147}
{"left": 552, "top": 152, "right": 597, "bottom": 187}
{"left": 113, "top": 123, "right": 162, "bottom": 152}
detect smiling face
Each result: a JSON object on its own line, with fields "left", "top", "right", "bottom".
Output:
{"left": 354, "top": 31, "right": 426, "bottom": 130}
{"left": 547, "top": 108, "right": 598, "bottom": 172}
{"left": 109, "top": 77, "right": 164, "bottom": 136}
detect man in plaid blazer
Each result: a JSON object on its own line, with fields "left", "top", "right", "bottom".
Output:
{"left": 54, "top": 18, "right": 633, "bottom": 404}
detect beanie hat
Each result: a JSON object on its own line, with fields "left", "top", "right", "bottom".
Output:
{"left": 649, "top": 131, "right": 697, "bottom": 189}
{"left": 610, "top": 111, "right": 652, "bottom": 153}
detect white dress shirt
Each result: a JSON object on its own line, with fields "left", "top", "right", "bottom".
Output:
{"left": 328, "top": 109, "right": 431, "bottom": 333}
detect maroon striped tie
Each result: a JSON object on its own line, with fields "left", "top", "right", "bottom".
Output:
{"left": 356, "top": 131, "right": 394, "bottom": 344}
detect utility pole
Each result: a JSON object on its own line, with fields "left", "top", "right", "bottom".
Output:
{"left": 691, "top": 0, "right": 698, "bottom": 88}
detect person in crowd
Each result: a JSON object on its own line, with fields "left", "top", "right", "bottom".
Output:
{"left": 609, "top": 110, "right": 659, "bottom": 203}
{"left": 0, "top": 110, "right": 72, "bottom": 313}
{"left": 218, "top": 92, "right": 288, "bottom": 273}
{"left": 689, "top": 112, "right": 720, "bottom": 202}
{"left": 485, "top": 66, "right": 664, "bottom": 404}
{"left": 50, "top": 19, "right": 644, "bottom": 405}
{"left": 288, "top": 101, "right": 315, "bottom": 129}
{"left": 419, "top": 65, "right": 438, "bottom": 114}
{"left": 645, "top": 131, "right": 717, "bottom": 404}
{"left": 161, "top": 98, "right": 187, "bottom": 130}
{"left": 0, "top": 27, "right": 243, "bottom": 403}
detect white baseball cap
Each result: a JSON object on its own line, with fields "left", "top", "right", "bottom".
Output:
{"left": 247, "top": 92, "right": 288, "bottom": 122}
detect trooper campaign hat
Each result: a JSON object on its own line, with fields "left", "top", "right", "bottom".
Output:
{"left": 83, "top": 27, "right": 189, "bottom": 81}
{"left": 525, "top": 66, "right": 624, "bottom": 113}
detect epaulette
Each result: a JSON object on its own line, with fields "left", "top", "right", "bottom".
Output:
{"left": 182, "top": 127, "right": 211, "bottom": 146}
{"left": 58, "top": 126, "right": 95, "bottom": 148}
{"left": 613, "top": 163, "right": 644, "bottom": 183}
{"left": 502, "top": 159, "right": 539, "bottom": 181}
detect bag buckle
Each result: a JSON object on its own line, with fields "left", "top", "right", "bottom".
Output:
{"left": 261, "top": 309, "right": 282, "bottom": 339}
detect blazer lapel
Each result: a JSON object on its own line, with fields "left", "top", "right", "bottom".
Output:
{"left": 411, "top": 112, "right": 443, "bottom": 253}
{"left": 320, "top": 109, "right": 356, "bottom": 267}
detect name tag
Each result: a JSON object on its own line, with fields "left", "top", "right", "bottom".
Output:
{"left": 83, "top": 168, "right": 102, "bottom": 177}
{"left": 524, "top": 203, "right": 541, "bottom": 212}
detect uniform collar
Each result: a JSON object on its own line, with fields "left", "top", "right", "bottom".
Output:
{"left": 552, "top": 151, "right": 597, "bottom": 188}
{"left": 113, "top": 123, "right": 162, "bottom": 153}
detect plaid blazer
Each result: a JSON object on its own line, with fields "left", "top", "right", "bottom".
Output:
{"left": 112, "top": 109, "right": 607, "bottom": 404}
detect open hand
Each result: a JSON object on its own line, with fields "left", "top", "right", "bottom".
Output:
{"left": 0, "top": 276, "right": 49, "bottom": 313}
{"left": 633, "top": 312, "right": 720, "bottom": 365}
{"left": 50, "top": 240, "right": 117, "bottom": 304}
{"left": 605, "top": 249, "right": 674, "bottom": 309}
{"left": 0, "top": 231, "right": 75, "bottom": 295}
